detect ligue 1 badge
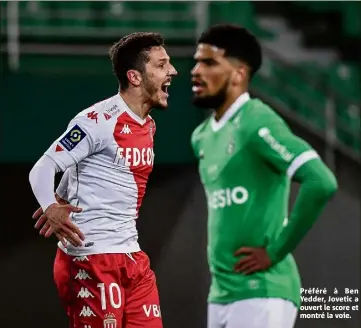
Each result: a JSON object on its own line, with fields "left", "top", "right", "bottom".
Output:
{"left": 228, "top": 135, "right": 235, "bottom": 155}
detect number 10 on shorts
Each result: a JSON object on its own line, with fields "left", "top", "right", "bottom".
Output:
{"left": 97, "top": 283, "right": 122, "bottom": 310}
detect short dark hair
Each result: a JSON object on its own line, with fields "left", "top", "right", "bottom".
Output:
{"left": 198, "top": 24, "right": 262, "bottom": 78}
{"left": 109, "top": 32, "right": 164, "bottom": 90}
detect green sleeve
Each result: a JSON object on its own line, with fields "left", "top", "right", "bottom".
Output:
{"left": 249, "top": 116, "right": 338, "bottom": 263}
{"left": 266, "top": 159, "right": 338, "bottom": 264}
{"left": 249, "top": 117, "right": 318, "bottom": 176}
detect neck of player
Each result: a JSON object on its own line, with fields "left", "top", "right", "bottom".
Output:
{"left": 120, "top": 90, "right": 152, "bottom": 120}
{"left": 214, "top": 87, "right": 248, "bottom": 121}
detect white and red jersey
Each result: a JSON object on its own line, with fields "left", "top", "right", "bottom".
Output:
{"left": 45, "top": 94, "right": 156, "bottom": 256}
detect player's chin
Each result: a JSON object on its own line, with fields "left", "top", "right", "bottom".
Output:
{"left": 154, "top": 91, "right": 169, "bottom": 110}
{"left": 153, "top": 98, "right": 168, "bottom": 110}
{"left": 192, "top": 94, "right": 212, "bottom": 109}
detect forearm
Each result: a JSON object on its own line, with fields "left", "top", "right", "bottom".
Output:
{"left": 29, "top": 155, "right": 62, "bottom": 212}
{"left": 267, "top": 159, "right": 338, "bottom": 264}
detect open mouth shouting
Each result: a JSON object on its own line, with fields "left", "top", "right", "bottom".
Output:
{"left": 161, "top": 80, "right": 172, "bottom": 96}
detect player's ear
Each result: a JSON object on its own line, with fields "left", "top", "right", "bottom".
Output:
{"left": 127, "top": 70, "right": 142, "bottom": 87}
{"left": 233, "top": 64, "right": 247, "bottom": 85}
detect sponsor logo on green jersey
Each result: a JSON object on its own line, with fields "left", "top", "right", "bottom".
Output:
{"left": 258, "top": 127, "right": 295, "bottom": 162}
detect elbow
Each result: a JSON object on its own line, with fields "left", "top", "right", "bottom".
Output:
{"left": 29, "top": 156, "right": 47, "bottom": 187}
{"left": 326, "top": 179, "right": 338, "bottom": 198}
{"left": 29, "top": 163, "right": 38, "bottom": 186}
{"left": 318, "top": 174, "right": 338, "bottom": 200}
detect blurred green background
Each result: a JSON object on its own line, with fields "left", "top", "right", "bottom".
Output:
{"left": 1, "top": 1, "right": 360, "bottom": 164}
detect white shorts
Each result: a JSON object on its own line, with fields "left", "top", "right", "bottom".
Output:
{"left": 208, "top": 298, "right": 298, "bottom": 328}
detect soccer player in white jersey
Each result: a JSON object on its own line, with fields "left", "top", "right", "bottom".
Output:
{"left": 29, "top": 32, "right": 177, "bottom": 328}
{"left": 190, "top": 24, "right": 337, "bottom": 328}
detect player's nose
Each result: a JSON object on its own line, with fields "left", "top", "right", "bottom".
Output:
{"left": 169, "top": 64, "right": 178, "bottom": 76}
{"left": 191, "top": 63, "right": 201, "bottom": 76}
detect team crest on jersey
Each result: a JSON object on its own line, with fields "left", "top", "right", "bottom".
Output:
{"left": 227, "top": 135, "right": 235, "bottom": 155}
{"left": 103, "top": 313, "right": 117, "bottom": 328}
{"left": 59, "top": 124, "right": 87, "bottom": 151}
{"left": 233, "top": 115, "right": 241, "bottom": 128}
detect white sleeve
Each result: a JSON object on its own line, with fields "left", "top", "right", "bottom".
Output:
{"left": 44, "top": 113, "right": 107, "bottom": 171}
{"left": 56, "top": 169, "right": 70, "bottom": 200}
{"left": 29, "top": 155, "right": 62, "bottom": 212}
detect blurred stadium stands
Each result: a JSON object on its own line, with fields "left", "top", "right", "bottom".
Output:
{"left": 1, "top": 1, "right": 360, "bottom": 165}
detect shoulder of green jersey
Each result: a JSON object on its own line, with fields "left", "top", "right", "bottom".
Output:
{"left": 254, "top": 101, "right": 285, "bottom": 123}
{"left": 243, "top": 99, "right": 282, "bottom": 128}
{"left": 252, "top": 102, "right": 289, "bottom": 136}
{"left": 191, "top": 117, "right": 211, "bottom": 143}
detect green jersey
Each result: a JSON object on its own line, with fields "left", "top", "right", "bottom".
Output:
{"left": 191, "top": 95, "right": 320, "bottom": 308}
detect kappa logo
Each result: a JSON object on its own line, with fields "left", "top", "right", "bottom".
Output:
{"left": 87, "top": 111, "right": 98, "bottom": 123}
{"left": 79, "top": 306, "right": 96, "bottom": 317}
{"left": 73, "top": 256, "right": 89, "bottom": 262}
{"left": 120, "top": 124, "right": 132, "bottom": 134}
{"left": 77, "top": 287, "right": 95, "bottom": 299}
{"left": 75, "top": 269, "right": 92, "bottom": 280}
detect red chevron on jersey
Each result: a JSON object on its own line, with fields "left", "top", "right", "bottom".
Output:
{"left": 104, "top": 113, "right": 112, "bottom": 121}
{"left": 55, "top": 144, "right": 64, "bottom": 152}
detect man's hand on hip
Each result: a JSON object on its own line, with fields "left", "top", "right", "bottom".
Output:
{"left": 32, "top": 194, "right": 67, "bottom": 238}
{"left": 234, "top": 247, "right": 272, "bottom": 275}
{"left": 32, "top": 198, "right": 84, "bottom": 247}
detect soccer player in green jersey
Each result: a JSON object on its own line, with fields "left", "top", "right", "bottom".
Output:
{"left": 190, "top": 24, "right": 338, "bottom": 328}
